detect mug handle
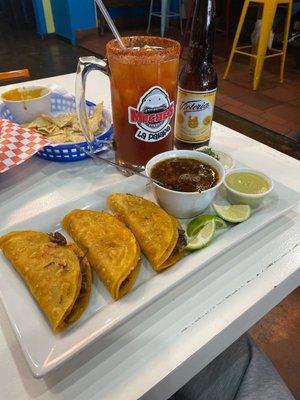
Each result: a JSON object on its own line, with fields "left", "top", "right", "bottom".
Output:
{"left": 75, "top": 56, "right": 110, "bottom": 150}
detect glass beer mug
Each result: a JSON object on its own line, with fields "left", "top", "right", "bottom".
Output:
{"left": 76, "top": 36, "right": 180, "bottom": 172}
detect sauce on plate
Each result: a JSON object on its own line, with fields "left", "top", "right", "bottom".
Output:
{"left": 150, "top": 157, "right": 218, "bottom": 192}
{"left": 226, "top": 172, "right": 269, "bottom": 194}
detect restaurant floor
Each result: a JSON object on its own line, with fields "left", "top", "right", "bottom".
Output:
{"left": 0, "top": 18, "right": 92, "bottom": 82}
{"left": 0, "top": 19, "right": 299, "bottom": 398}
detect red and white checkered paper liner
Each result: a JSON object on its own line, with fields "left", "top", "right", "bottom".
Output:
{"left": 0, "top": 118, "right": 50, "bottom": 173}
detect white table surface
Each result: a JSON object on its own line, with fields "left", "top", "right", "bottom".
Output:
{"left": 0, "top": 73, "right": 299, "bottom": 400}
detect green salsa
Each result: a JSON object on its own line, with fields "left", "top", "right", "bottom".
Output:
{"left": 226, "top": 172, "right": 269, "bottom": 194}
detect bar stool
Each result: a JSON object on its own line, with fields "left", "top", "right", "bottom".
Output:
{"left": 223, "top": 0, "right": 292, "bottom": 91}
{"left": 147, "top": 0, "right": 183, "bottom": 37}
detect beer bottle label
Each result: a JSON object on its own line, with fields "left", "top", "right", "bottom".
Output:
{"left": 175, "top": 87, "right": 217, "bottom": 143}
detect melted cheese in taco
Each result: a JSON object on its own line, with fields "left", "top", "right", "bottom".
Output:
{"left": 107, "top": 194, "right": 186, "bottom": 271}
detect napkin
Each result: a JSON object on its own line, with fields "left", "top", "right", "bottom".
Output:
{"left": 0, "top": 118, "right": 49, "bottom": 173}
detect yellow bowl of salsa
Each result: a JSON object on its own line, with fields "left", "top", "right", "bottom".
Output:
{"left": 1, "top": 86, "right": 51, "bottom": 124}
{"left": 224, "top": 168, "right": 273, "bottom": 208}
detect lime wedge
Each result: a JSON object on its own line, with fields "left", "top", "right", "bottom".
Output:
{"left": 186, "top": 220, "right": 216, "bottom": 251}
{"left": 213, "top": 204, "right": 251, "bottom": 223}
{"left": 187, "top": 214, "right": 227, "bottom": 237}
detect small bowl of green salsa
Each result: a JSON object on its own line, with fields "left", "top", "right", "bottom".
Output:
{"left": 224, "top": 168, "right": 273, "bottom": 207}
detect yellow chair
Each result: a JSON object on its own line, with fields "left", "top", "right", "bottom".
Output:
{"left": 223, "top": 0, "right": 292, "bottom": 90}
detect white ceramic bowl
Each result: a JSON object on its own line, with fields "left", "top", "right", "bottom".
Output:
{"left": 1, "top": 86, "right": 51, "bottom": 123}
{"left": 145, "top": 149, "right": 225, "bottom": 219}
{"left": 224, "top": 168, "right": 274, "bottom": 208}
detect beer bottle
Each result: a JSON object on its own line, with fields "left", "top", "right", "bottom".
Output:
{"left": 175, "top": 0, "right": 217, "bottom": 149}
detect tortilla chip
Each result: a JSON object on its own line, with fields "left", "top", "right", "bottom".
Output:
{"left": 62, "top": 209, "right": 140, "bottom": 300}
{"left": 107, "top": 194, "right": 184, "bottom": 271}
{"left": 57, "top": 243, "right": 92, "bottom": 330}
{"left": 22, "top": 102, "right": 104, "bottom": 144}
{"left": 53, "top": 114, "right": 73, "bottom": 128}
{"left": 48, "top": 134, "right": 69, "bottom": 143}
{"left": 91, "top": 103, "right": 103, "bottom": 122}
{"left": 25, "top": 116, "right": 51, "bottom": 129}
{"left": 37, "top": 126, "right": 57, "bottom": 135}
{"left": 89, "top": 103, "right": 104, "bottom": 135}
{"left": 41, "top": 114, "right": 55, "bottom": 123}
{"left": 0, "top": 231, "right": 92, "bottom": 332}
{"left": 67, "top": 133, "right": 85, "bottom": 143}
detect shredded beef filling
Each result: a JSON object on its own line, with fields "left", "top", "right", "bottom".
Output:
{"left": 49, "top": 232, "right": 67, "bottom": 246}
{"left": 169, "top": 228, "right": 187, "bottom": 258}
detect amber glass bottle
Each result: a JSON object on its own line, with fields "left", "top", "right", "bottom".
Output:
{"left": 175, "top": 0, "right": 217, "bottom": 149}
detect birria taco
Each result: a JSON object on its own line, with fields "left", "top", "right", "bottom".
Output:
{"left": 107, "top": 194, "right": 186, "bottom": 271}
{"left": 62, "top": 210, "right": 140, "bottom": 300}
{"left": 0, "top": 231, "right": 92, "bottom": 332}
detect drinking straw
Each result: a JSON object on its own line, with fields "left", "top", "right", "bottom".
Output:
{"left": 94, "top": 0, "right": 126, "bottom": 49}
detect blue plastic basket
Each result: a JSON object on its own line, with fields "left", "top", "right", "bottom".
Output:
{"left": 0, "top": 92, "right": 113, "bottom": 162}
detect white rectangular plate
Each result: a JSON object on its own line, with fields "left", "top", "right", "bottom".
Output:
{"left": 0, "top": 174, "right": 299, "bottom": 377}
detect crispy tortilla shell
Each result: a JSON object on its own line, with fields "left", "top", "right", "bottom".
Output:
{"left": 0, "top": 231, "right": 91, "bottom": 332}
{"left": 62, "top": 210, "right": 140, "bottom": 300}
{"left": 57, "top": 243, "right": 92, "bottom": 331}
{"left": 107, "top": 194, "right": 184, "bottom": 271}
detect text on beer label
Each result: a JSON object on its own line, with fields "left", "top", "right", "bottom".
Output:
{"left": 180, "top": 100, "right": 210, "bottom": 113}
{"left": 175, "top": 88, "right": 217, "bottom": 143}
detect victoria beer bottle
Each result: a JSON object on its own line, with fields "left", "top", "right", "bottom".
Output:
{"left": 175, "top": 0, "right": 217, "bottom": 149}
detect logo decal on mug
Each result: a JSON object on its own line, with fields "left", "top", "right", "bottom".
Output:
{"left": 128, "top": 86, "right": 174, "bottom": 142}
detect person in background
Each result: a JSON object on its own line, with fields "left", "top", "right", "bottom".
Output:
{"left": 169, "top": 334, "right": 295, "bottom": 400}
{"left": 277, "top": 0, "right": 300, "bottom": 42}
{"left": 288, "top": 2, "right": 300, "bottom": 43}
{"left": 251, "top": 0, "right": 300, "bottom": 49}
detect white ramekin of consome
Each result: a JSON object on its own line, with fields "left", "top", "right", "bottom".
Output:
{"left": 145, "top": 149, "right": 225, "bottom": 219}
{"left": 224, "top": 168, "right": 274, "bottom": 208}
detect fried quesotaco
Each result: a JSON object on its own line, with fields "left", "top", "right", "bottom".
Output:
{"left": 107, "top": 194, "right": 186, "bottom": 271}
{"left": 62, "top": 210, "right": 140, "bottom": 300}
{"left": 0, "top": 231, "right": 92, "bottom": 332}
